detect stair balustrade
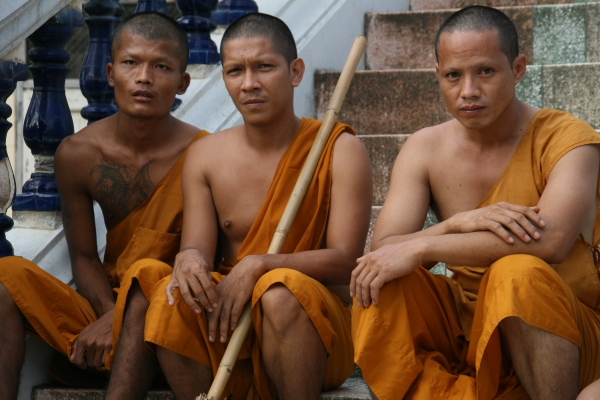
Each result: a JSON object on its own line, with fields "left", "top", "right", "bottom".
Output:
{"left": 11, "top": 5, "right": 83, "bottom": 229}
{"left": 80, "top": 0, "right": 123, "bottom": 126}
{"left": 176, "top": 0, "right": 220, "bottom": 65}
{"left": 135, "top": 0, "right": 169, "bottom": 14}
{"left": 212, "top": 0, "right": 258, "bottom": 26}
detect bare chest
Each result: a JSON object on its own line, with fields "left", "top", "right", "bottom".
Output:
{"left": 209, "top": 158, "right": 280, "bottom": 257}
{"left": 429, "top": 151, "right": 515, "bottom": 221}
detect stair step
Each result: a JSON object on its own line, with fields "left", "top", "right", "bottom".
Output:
{"left": 32, "top": 378, "right": 371, "bottom": 400}
{"left": 366, "top": 3, "right": 600, "bottom": 70}
{"left": 359, "top": 134, "right": 409, "bottom": 206}
{"left": 316, "top": 62, "right": 600, "bottom": 135}
{"left": 366, "top": 6, "right": 534, "bottom": 70}
{"left": 410, "top": 0, "right": 574, "bottom": 11}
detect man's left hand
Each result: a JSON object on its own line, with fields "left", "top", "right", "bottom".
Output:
{"left": 350, "top": 241, "right": 423, "bottom": 308}
{"left": 207, "top": 255, "right": 266, "bottom": 343}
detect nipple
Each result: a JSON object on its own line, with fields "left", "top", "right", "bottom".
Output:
{"left": 224, "top": 220, "right": 232, "bottom": 228}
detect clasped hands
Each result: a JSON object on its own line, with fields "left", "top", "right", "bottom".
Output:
{"left": 166, "top": 249, "right": 266, "bottom": 343}
{"left": 350, "top": 202, "right": 545, "bottom": 308}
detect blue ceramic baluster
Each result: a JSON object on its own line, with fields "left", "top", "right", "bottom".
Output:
{"left": 212, "top": 0, "right": 258, "bottom": 26}
{"left": 0, "top": 59, "right": 28, "bottom": 256}
{"left": 12, "top": 7, "right": 83, "bottom": 213}
{"left": 176, "top": 0, "right": 220, "bottom": 65}
{"left": 80, "top": 0, "right": 123, "bottom": 125}
{"left": 136, "top": 0, "right": 169, "bottom": 15}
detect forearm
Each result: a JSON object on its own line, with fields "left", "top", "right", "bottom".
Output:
{"left": 72, "top": 258, "right": 116, "bottom": 317}
{"left": 418, "top": 229, "right": 572, "bottom": 267}
{"left": 258, "top": 249, "right": 355, "bottom": 286}
{"left": 372, "top": 220, "right": 451, "bottom": 251}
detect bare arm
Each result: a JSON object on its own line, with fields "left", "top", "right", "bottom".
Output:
{"left": 352, "top": 144, "right": 600, "bottom": 306}
{"left": 55, "top": 137, "right": 115, "bottom": 369}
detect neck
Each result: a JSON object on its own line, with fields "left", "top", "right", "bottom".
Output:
{"left": 243, "top": 107, "right": 301, "bottom": 153}
{"left": 114, "top": 111, "right": 176, "bottom": 152}
{"left": 462, "top": 98, "right": 535, "bottom": 148}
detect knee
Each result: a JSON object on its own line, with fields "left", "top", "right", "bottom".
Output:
{"left": 0, "top": 282, "right": 16, "bottom": 308}
{"left": 260, "top": 284, "right": 308, "bottom": 335}
{"left": 488, "top": 254, "right": 551, "bottom": 285}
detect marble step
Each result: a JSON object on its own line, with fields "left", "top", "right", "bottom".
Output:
{"left": 315, "top": 62, "right": 600, "bottom": 136}
{"left": 366, "top": 2, "right": 600, "bottom": 70}
{"left": 411, "top": 0, "right": 578, "bottom": 11}
{"left": 32, "top": 377, "right": 371, "bottom": 400}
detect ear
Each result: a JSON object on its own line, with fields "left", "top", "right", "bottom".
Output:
{"left": 290, "top": 58, "right": 305, "bottom": 88}
{"left": 106, "top": 63, "right": 115, "bottom": 87}
{"left": 177, "top": 72, "right": 191, "bottom": 95}
{"left": 513, "top": 54, "right": 527, "bottom": 86}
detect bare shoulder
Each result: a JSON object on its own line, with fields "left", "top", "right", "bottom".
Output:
{"left": 332, "top": 132, "right": 371, "bottom": 179}
{"left": 56, "top": 117, "right": 113, "bottom": 167}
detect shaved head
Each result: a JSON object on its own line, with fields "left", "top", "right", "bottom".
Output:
{"left": 220, "top": 12, "right": 297, "bottom": 64}
{"left": 111, "top": 11, "right": 189, "bottom": 72}
{"left": 435, "top": 6, "right": 519, "bottom": 66}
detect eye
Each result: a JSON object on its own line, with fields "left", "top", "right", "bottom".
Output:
{"left": 124, "top": 60, "right": 136, "bottom": 66}
{"left": 226, "top": 67, "right": 242, "bottom": 75}
{"left": 259, "top": 64, "right": 273, "bottom": 69}
{"left": 156, "top": 64, "right": 168, "bottom": 70}
{"left": 446, "top": 71, "right": 460, "bottom": 78}
{"left": 481, "top": 67, "right": 494, "bottom": 75}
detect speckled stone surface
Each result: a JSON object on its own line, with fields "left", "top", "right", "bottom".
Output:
{"left": 315, "top": 69, "right": 452, "bottom": 136}
{"left": 411, "top": 0, "right": 573, "bottom": 10}
{"left": 542, "top": 63, "right": 600, "bottom": 129}
{"left": 533, "top": 4, "right": 586, "bottom": 65}
{"left": 360, "top": 134, "right": 410, "bottom": 206}
{"left": 366, "top": 206, "right": 382, "bottom": 254}
{"left": 365, "top": 7, "right": 534, "bottom": 70}
{"left": 33, "top": 382, "right": 372, "bottom": 400}
{"left": 517, "top": 64, "right": 543, "bottom": 108}
{"left": 586, "top": 2, "right": 600, "bottom": 62}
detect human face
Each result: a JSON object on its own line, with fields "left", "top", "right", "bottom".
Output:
{"left": 107, "top": 30, "right": 190, "bottom": 120}
{"left": 221, "top": 37, "right": 304, "bottom": 126}
{"left": 436, "top": 29, "right": 526, "bottom": 131}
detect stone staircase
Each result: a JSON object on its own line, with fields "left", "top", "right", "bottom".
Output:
{"left": 32, "top": 0, "right": 600, "bottom": 399}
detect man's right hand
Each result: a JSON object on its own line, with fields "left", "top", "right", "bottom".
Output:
{"left": 71, "top": 308, "right": 114, "bottom": 370}
{"left": 166, "top": 248, "right": 218, "bottom": 314}
{"left": 446, "top": 201, "right": 545, "bottom": 244}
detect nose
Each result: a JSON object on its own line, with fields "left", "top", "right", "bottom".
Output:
{"left": 136, "top": 63, "right": 153, "bottom": 85}
{"left": 460, "top": 75, "right": 480, "bottom": 99}
{"left": 240, "top": 69, "right": 260, "bottom": 92}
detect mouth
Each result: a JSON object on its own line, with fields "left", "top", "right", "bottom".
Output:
{"left": 132, "top": 89, "right": 155, "bottom": 101}
{"left": 460, "top": 105, "right": 485, "bottom": 115}
{"left": 243, "top": 98, "right": 266, "bottom": 106}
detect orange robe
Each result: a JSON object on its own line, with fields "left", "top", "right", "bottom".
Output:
{"left": 144, "top": 118, "right": 356, "bottom": 400}
{"left": 0, "top": 130, "right": 209, "bottom": 372}
{"left": 353, "top": 109, "right": 600, "bottom": 399}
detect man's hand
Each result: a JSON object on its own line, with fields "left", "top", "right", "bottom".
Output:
{"left": 208, "top": 255, "right": 266, "bottom": 344}
{"left": 167, "top": 248, "right": 218, "bottom": 314}
{"left": 71, "top": 309, "right": 115, "bottom": 370}
{"left": 446, "top": 202, "right": 545, "bottom": 244}
{"left": 350, "top": 241, "right": 423, "bottom": 308}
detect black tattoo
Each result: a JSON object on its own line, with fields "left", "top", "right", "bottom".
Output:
{"left": 62, "top": 201, "right": 72, "bottom": 229}
{"left": 91, "top": 157, "right": 156, "bottom": 227}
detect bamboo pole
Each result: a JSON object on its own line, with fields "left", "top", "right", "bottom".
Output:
{"left": 197, "top": 35, "right": 367, "bottom": 400}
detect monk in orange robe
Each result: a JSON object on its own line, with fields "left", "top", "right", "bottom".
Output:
{"left": 351, "top": 6, "right": 600, "bottom": 400}
{"left": 140, "top": 13, "right": 372, "bottom": 400}
{"left": 0, "top": 13, "right": 208, "bottom": 400}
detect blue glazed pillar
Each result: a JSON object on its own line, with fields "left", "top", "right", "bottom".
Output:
{"left": 212, "top": 0, "right": 258, "bottom": 26}
{"left": 136, "top": 0, "right": 169, "bottom": 15}
{"left": 0, "top": 55, "right": 28, "bottom": 256}
{"left": 12, "top": 6, "right": 83, "bottom": 215}
{"left": 80, "top": 0, "right": 123, "bottom": 125}
{"left": 176, "top": 0, "right": 220, "bottom": 65}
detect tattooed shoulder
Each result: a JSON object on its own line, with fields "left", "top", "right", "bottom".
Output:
{"left": 90, "top": 156, "right": 156, "bottom": 226}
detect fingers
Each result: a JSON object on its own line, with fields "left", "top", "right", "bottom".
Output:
{"left": 498, "top": 202, "right": 546, "bottom": 228}
{"left": 179, "top": 281, "right": 203, "bottom": 314}
{"left": 370, "top": 275, "right": 385, "bottom": 306}
{"left": 219, "top": 302, "right": 231, "bottom": 343}
{"left": 92, "top": 344, "right": 104, "bottom": 370}
{"left": 486, "top": 203, "right": 546, "bottom": 243}
{"left": 71, "top": 341, "right": 86, "bottom": 369}
{"left": 166, "top": 279, "right": 179, "bottom": 306}
{"left": 350, "top": 257, "right": 368, "bottom": 298}
{"left": 197, "top": 271, "right": 218, "bottom": 311}
{"left": 207, "top": 304, "right": 222, "bottom": 343}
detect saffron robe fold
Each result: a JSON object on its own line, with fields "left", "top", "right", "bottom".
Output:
{"left": 353, "top": 109, "right": 600, "bottom": 400}
{"left": 0, "top": 130, "right": 209, "bottom": 372}
{"left": 144, "top": 118, "right": 356, "bottom": 400}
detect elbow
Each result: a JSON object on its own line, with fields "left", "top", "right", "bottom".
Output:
{"left": 538, "top": 232, "right": 573, "bottom": 264}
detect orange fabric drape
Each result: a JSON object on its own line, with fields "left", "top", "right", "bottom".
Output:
{"left": 145, "top": 118, "right": 355, "bottom": 400}
{"left": 0, "top": 130, "right": 209, "bottom": 373}
{"left": 353, "top": 109, "right": 600, "bottom": 399}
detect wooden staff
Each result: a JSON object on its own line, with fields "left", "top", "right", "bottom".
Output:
{"left": 198, "top": 35, "right": 367, "bottom": 400}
